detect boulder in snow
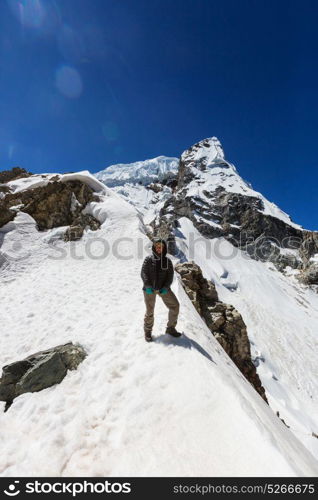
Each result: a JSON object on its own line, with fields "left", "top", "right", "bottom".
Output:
{"left": 0, "top": 342, "right": 87, "bottom": 411}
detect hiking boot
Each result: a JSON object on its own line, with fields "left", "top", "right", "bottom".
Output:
{"left": 165, "top": 326, "right": 182, "bottom": 337}
{"left": 145, "top": 331, "right": 153, "bottom": 342}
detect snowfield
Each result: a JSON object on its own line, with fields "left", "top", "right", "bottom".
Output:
{"left": 0, "top": 171, "right": 317, "bottom": 476}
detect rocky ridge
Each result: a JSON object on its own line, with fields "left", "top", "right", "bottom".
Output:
{"left": 176, "top": 261, "right": 267, "bottom": 402}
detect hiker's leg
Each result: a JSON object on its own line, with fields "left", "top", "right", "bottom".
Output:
{"left": 160, "top": 289, "right": 180, "bottom": 328}
{"left": 143, "top": 290, "right": 156, "bottom": 333}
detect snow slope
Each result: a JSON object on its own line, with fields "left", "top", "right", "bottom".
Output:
{"left": 175, "top": 217, "right": 318, "bottom": 459}
{"left": 1, "top": 172, "right": 317, "bottom": 476}
{"left": 92, "top": 138, "right": 317, "bottom": 462}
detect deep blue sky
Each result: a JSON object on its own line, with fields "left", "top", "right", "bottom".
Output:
{"left": 0, "top": 0, "right": 317, "bottom": 229}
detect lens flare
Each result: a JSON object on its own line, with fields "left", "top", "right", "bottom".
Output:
{"left": 7, "top": 0, "right": 45, "bottom": 28}
{"left": 102, "top": 121, "right": 119, "bottom": 142}
{"left": 55, "top": 65, "right": 83, "bottom": 99}
{"left": 7, "top": 0, "right": 61, "bottom": 34}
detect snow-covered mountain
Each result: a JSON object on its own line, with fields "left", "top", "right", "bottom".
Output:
{"left": 0, "top": 139, "right": 318, "bottom": 476}
{"left": 95, "top": 136, "right": 318, "bottom": 461}
{"left": 176, "top": 136, "right": 303, "bottom": 229}
{"left": 95, "top": 156, "right": 179, "bottom": 225}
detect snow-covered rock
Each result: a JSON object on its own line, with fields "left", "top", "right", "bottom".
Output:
{"left": 0, "top": 170, "right": 104, "bottom": 240}
{"left": 178, "top": 137, "right": 302, "bottom": 230}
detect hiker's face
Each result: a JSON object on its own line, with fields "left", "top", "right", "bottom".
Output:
{"left": 155, "top": 243, "right": 163, "bottom": 254}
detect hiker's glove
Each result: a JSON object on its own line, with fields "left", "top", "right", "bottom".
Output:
{"left": 159, "top": 288, "right": 168, "bottom": 295}
{"left": 145, "top": 287, "right": 154, "bottom": 295}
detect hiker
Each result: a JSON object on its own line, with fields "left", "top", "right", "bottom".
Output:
{"left": 141, "top": 238, "right": 181, "bottom": 342}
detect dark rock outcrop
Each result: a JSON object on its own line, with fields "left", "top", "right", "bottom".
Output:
{"left": 0, "top": 342, "right": 86, "bottom": 411}
{"left": 0, "top": 206, "right": 15, "bottom": 228}
{"left": 162, "top": 187, "right": 304, "bottom": 269}
{"left": 299, "top": 231, "right": 318, "bottom": 263}
{"left": 0, "top": 184, "right": 12, "bottom": 195}
{"left": 176, "top": 261, "right": 267, "bottom": 402}
{"left": 64, "top": 213, "right": 101, "bottom": 241}
{"left": 149, "top": 216, "right": 177, "bottom": 255}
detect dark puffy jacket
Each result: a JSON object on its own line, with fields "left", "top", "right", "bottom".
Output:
{"left": 141, "top": 239, "right": 174, "bottom": 291}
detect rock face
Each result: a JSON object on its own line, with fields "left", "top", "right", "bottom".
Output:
{"left": 0, "top": 206, "right": 16, "bottom": 228}
{"left": 64, "top": 213, "right": 101, "bottom": 242}
{"left": 298, "top": 262, "right": 318, "bottom": 286}
{"left": 297, "top": 232, "right": 318, "bottom": 286}
{"left": 0, "top": 167, "right": 31, "bottom": 184}
{"left": 0, "top": 170, "right": 101, "bottom": 239}
{"left": 175, "top": 261, "right": 268, "bottom": 402}
{"left": 2, "top": 179, "right": 97, "bottom": 230}
{"left": 162, "top": 185, "right": 304, "bottom": 270}
{"left": 0, "top": 342, "right": 86, "bottom": 411}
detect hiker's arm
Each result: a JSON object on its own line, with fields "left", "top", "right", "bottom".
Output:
{"left": 141, "top": 257, "right": 152, "bottom": 287}
{"left": 162, "top": 259, "right": 174, "bottom": 288}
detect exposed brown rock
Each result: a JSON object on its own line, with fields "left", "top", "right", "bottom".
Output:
{"left": 297, "top": 262, "right": 318, "bottom": 286}
{"left": 147, "top": 182, "right": 163, "bottom": 193}
{"left": 176, "top": 261, "right": 268, "bottom": 402}
{"left": 0, "top": 206, "right": 15, "bottom": 227}
{"left": 0, "top": 184, "right": 12, "bottom": 195}
{"left": 1, "top": 179, "right": 100, "bottom": 233}
{"left": 0, "top": 167, "right": 31, "bottom": 184}
{"left": 299, "top": 231, "right": 318, "bottom": 262}
{"left": 64, "top": 213, "right": 101, "bottom": 241}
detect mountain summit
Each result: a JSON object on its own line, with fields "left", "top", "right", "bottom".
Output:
{"left": 96, "top": 136, "right": 318, "bottom": 462}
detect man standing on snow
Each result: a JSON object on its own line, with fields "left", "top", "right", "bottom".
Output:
{"left": 141, "top": 238, "right": 181, "bottom": 342}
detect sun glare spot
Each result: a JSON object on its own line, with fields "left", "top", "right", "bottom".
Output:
{"left": 7, "top": 0, "right": 45, "bottom": 29}
{"left": 55, "top": 65, "right": 83, "bottom": 99}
